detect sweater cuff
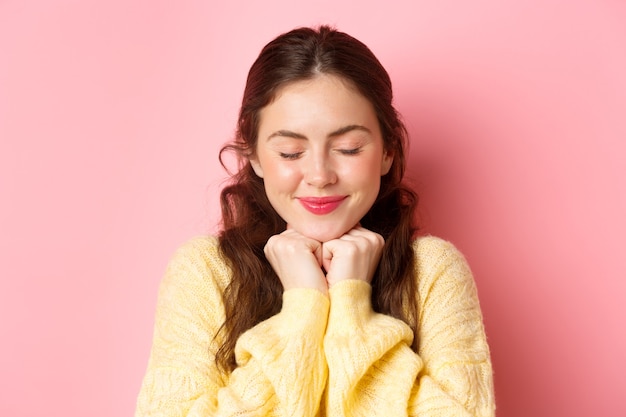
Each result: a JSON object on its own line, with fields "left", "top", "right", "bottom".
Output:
{"left": 279, "top": 288, "right": 330, "bottom": 336}
{"left": 327, "top": 280, "right": 373, "bottom": 333}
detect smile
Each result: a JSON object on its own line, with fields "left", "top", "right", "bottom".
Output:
{"left": 298, "top": 196, "right": 347, "bottom": 215}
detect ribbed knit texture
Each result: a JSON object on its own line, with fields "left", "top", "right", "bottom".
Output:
{"left": 135, "top": 236, "right": 495, "bottom": 417}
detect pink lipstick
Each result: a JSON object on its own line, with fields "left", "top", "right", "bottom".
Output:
{"left": 298, "top": 196, "right": 346, "bottom": 215}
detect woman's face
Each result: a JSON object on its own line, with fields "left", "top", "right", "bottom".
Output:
{"left": 250, "top": 75, "right": 393, "bottom": 242}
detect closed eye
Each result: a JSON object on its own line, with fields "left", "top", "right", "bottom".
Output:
{"left": 338, "top": 148, "right": 362, "bottom": 155}
{"left": 279, "top": 152, "right": 303, "bottom": 160}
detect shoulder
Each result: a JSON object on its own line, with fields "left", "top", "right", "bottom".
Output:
{"left": 411, "top": 235, "right": 475, "bottom": 299}
{"left": 411, "top": 235, "right": 469, "bottom": 269}
{"left": 160, "top": 235, "right": 231, "bottom": 298}
{"left": 169, "top": 235, "right": 221, "bottom": 264}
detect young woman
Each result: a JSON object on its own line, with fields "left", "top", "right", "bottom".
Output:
{"left": 136, "top": 26, "right": 495, "bottom": 417}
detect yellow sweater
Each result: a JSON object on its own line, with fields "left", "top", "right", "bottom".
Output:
{"left": 135, "top": 235, "right": 495, "bottom": 417}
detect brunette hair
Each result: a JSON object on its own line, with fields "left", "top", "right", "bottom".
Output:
{"left": 216, "top": 25, "right": 419, "bottom": 373}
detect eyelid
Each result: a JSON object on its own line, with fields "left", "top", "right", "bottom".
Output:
{"left": 333, "top": 135, "right": 368, "bottom": 153}
{"left": 279, "top": 151, "right": 303, "bottom": 160}
{"left": 337, "top": 147, "right": 363, "bottom": 155}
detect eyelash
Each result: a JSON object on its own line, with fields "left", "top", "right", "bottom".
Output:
{"left": 279, "top": 148, "right": 362, "bottom": 160}
{"left": 279, "top": 152, "right": 303, "bottom": 160}
{"left": 338, "top": 148, "right": 362, "bottom": 155}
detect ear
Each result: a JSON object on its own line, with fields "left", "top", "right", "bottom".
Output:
{"left": 249, "top": 156, "right": 264, "bottom": 178}
{"left": 380, "top": 150, "right": 394, "bottom": 175}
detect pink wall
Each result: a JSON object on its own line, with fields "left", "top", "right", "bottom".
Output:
{"left": 1, "top": 1, "right": 624, "bottom": 416}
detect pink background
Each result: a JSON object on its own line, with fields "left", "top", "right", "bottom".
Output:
{"left": 1, "top": 1, "right": 625, "bottom": 416}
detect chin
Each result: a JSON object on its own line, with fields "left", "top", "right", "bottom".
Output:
{"left": 297, "top": 224, "right": 352, "bottom": 243}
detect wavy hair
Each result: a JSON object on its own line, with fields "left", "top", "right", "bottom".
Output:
{"left": 216, "top": 25, "right": 419, "bottom": 373}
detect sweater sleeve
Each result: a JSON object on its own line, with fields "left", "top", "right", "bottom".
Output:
{"left": 135, "top": 237, "right": 329, "bottom": 417}
{"left": 322, "top": 237, "right": 495, "bottom": 417}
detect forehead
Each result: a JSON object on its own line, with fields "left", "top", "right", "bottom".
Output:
{"left": 271, "top": 74, "right": 361, "bottom": 100}
{"left": 259, "top": 75, "right": 378, "bottom": 130}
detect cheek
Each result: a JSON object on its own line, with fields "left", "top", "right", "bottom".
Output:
{"left": 342, "top": 156, "right": 383, "bottom": 184}
{"left": 262, "top": 162, "right": 301, "bottom": 192}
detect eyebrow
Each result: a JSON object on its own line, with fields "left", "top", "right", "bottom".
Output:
{"left": 267, "top": 124, "right": 372, "bottom": 141}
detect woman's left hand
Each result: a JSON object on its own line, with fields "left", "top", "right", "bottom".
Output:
{"left": 322, "top": 226, "right": 385, "bottom": 288}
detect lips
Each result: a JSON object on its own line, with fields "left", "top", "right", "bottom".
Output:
{"left": 298, "top": 196, "right": 347, "bottom": 215}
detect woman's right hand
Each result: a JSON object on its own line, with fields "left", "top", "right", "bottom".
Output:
{"left": 264, "top": 229, "right": 328, "bottom": 295}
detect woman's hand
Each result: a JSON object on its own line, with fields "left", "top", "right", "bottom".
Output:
{"left": 322, "top": 226, "right": 385, "bottom": 288}
{"left": 264, "top": 229, "right": 328, "bottom": 295}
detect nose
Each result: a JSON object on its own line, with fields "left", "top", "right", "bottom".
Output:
{"left": 304, "top": 152, "right": 337, "bottom": 188}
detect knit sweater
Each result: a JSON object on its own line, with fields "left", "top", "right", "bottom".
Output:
{"left": 135, "top": 235, "right": 495, "bottom": 417}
